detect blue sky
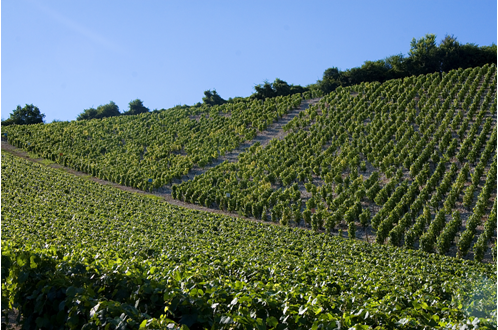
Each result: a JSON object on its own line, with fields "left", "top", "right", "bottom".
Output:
{"left": 2, "top": 0, "right": 497, "bottom": 122}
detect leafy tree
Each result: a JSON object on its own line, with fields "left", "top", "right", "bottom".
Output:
{"left": 459, "top": 43, "right": 497, "bottom": 68}
{"left": 343, "top": 60, "right": 390, "bottom": 85}
{"left": 98, "top": 101, "right": 121, "bottom": 118}
{"left": 124, "top": 99, "right": 149, "bottom": 115}
{"left": 272, "top": 78, "right": 291, "bottom": 96}
{"left": 77, "top": 101, "right": 120, "bottom": 121}
{"left": 384, "top": 54, "right": 408, "bottom": 79}
{"left": 290, "top": 85, "right": 307, "bottom": 94}
{"left": 202, "top": 90, "right": 226, "bottom": 106}
{"left": 252, "top": 78, "right": 307, "bottom": 100}
{"left": 317, "top": 67, "right": 342, "bottom": 94}
{"left": 310, "top": 33, "right": 496, "bottom": 95}
{"left": 2, "top": 104, "right": 45, "bottom": 126}
{"left": 77, "top": 108, "right": 99, "bottom": 121}
{"left": 408, "top": 34, "right": 440, "bottom": 74}
{"left": 438, "top": 35, "right": 462, "bottom": 72}
{"left": 253, "top": 80, "right": 276, "bottom": 100}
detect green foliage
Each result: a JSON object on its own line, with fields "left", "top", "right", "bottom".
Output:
{"left": 4, "top": 94, "right": 302, "bottom": 191}
{"left": 124, "top": 99, "right": 150, "bottom": 116}
{"left": 1, "top": 104, "right": 45, "bottom": 126}
{"left": 408, "top": 34, "right": 440, "bottom": 75}
{"left": 202, "top": 90, "right": 226, "bottom": 106}
{"left": 2, "top": 153, "right": 497, "bottom": 329}
{"left": 173, "top": 65, "right": 497, "bottom": 260}
{"left": 314, "top": 34, "right": 496, "bottom": 94}
{"left": 252, "top": 78, "right": 308, "bottom": 100}
{"left": 77, "top": 101, "right": 121, "bottom": 120}
{"left": 3, "top": 63, "right": 497, "bottom": 266}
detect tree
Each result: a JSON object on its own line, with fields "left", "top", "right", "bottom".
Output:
{"left": 2, "top": 104, "right": 45, "bottom": 126}
{"left": 384, "top": 54, "right": 407, "bottom": 79}
{"left": 290, "top": 85, "right": 307, "bottom": 94}
{"left": 459, "top": 43, "right": 497, "bottom": 69}
{"left": 253, "top": 81, "right": 275, "bottom": 100}
{"left": 124, "top": 99, "right": 149, "bottom": 115}
{"left": 438, "top": 34, "right": 461, "bottom": 72}
{"left": 317, "top": 67, "right": 342, "bottom": 94}
{"left": 252, "top": 78, "right": 306, "bottom": 100}
{"left": 77, "top": 101, "right": 120, "bottom": 121}
{"left": 77, "top": 108, "right": 99, "bottom": 121}
{"left": 272, "top": 78, "right": 291, "bottom": 96}
{"left": 343, "top": 60, "right": 390, "bottom": 85}
{"left": 202, "top": 90, "right": 226, "bottom": 106}
{"left": 98, "top": 101, "right": 120, "bottom": 118}
{"left": 408, "top": 33, "right": 440, "bottom": 74}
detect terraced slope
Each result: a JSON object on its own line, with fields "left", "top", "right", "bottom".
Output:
{"left": 2, "top": 153, "right": 496, "bottom": 329}
{"left": 2, "top": 93, "right": 305, "bottom": 191}
{"left": 174, "top": 65, "right": 497, "bottom": 261}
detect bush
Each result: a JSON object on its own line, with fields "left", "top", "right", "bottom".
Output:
{"left": 2, "top": 104, "right": 45, "bottom": 126}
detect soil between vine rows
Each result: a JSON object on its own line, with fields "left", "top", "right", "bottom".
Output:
{"left": 1, "top": 92, "right": 495, "bottom": 263}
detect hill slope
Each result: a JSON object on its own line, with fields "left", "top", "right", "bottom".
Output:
{"left": 2, "top": 65, "right": 497, "bottom": 262}
{"left": 174, "top": 65, "right": 497, "bottom": 261}
{"left": 1, "top": 153, "right": 496, "bottom": 329}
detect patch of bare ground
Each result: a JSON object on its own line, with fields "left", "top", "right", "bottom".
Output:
{"left": 1, "top": 309, "right": 22, "bottom": 330}
{"left": 2, "top": 84, "right": 496, "bottom": 264}
{"left": 158, "top": 98, "right": 321, "bottom": 194}
{"left": 1, "top": 98, "right": 321, "bottom": 224}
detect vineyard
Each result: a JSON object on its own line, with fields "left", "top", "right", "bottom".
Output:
{"left": 1, "top": 63, "right": 497, "bottom": 328}
{"left": 172, "top": 65, "right": 497, "bottom": 261}
{"left": 2, "top": 92, "right": 307, "bottom": 191}
{"left": 1, "top": 153, "right": 496, "bottom": 329}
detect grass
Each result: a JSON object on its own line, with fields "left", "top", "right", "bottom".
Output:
{"left": 27, "top": 152, "right": 40, "bottom": 159}
{"left": 144, "top": 193, "right": 163, "bottom": 201}
{"left": 39, "top": 159, "right": 55, "bottom": 165}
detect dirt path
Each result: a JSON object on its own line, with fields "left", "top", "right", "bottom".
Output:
{"left": 1, "top": 98, "right": 321, "bottom": 225}
{"left": 4, "top": 93, "right": 492, "bottom": 263}
{"left": 160, "top": 97, "right": 321, "bottom": 193}
{"left": 2, "top": 138, "right": 271, "bottom": 226}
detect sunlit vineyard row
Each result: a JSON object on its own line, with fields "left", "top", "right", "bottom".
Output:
{"left": 2, "top": 93, "right": 304, "bottom": 191}
{"left": 1, "top": 153, "right": 496, "bottom": 329}
{"left": 173, "top": 64, "right": 497, "bottom": 261}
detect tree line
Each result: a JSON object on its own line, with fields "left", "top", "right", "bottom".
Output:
{"left": 76, "top": 99, "right": 150, "bottom": 120}
{"left": 3, "top": 33, "right": 496, "bottom": 125}
{"left": 312, "top": 34, "right": 497, "bottom": 95}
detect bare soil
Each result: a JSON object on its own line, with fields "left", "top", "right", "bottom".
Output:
{"left": 160, "top": 98, "right": 321, "bottom": 193}
{"left": 1, "top": 98, "right": 321, "bottom": 227}
{"left": 2, "top": 93, "right": 495, "bottom": 264}
{"left": 1, "top": 309, "right": 22, "bottom": 330}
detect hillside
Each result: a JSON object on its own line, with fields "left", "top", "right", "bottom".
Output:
{"left": 1, "top": 63, "right": 497, "bottom": 329}
{"left": 172, "top": 65, "right": 497, "bottom": 262}
{"left": 2, "top": 65, "right": 497, "bottom": 262}
{"left": 1, "top": 153, "right": 496, "bottom": 329}
{"left": 2, "top": 93, "right": 306, "bottom": 191}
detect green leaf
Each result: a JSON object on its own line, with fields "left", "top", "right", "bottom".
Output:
{"left": 66, "top": 286, "right": 77, "bottom": 298}
{"left": 17, "top": 254, "right": 28, "bottom": 267}
{"left": 266, "top": 316, "right": 278, "bottom": 327}
{"left": 29, "top": 255, "right": 40, "bottom": 269}
{"left": 173, "top": 271, "right": 181, "bottom": 282}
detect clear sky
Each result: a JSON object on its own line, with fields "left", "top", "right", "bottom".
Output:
{"left": 2, "top": 0, "right": 497, "bottom": 122}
